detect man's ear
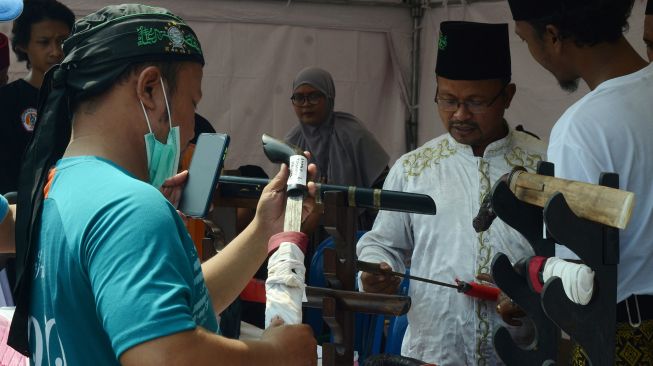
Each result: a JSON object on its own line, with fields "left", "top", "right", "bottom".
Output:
{"left": 545, "top": 24, "right": 563, "bottom": 53}
{"left": 14, "top": 44, "right": 26, "bottom": 54}
{"left": 136, "top": 66, "right": 163, "bottom": 113}
{"left": 503, "top": 83, "right": 517, "bottom": 108}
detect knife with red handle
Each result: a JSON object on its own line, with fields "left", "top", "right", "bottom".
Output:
{"left": 357, "top": 260, "right": 500, "bottom": 301}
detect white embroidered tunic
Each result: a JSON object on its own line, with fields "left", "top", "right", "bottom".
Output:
{"left": 357, "top": 130, "right": 547, "bottom": 365}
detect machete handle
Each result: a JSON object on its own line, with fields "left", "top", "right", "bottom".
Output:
{"left": 356, "top": 260, "right": 403, "bottom": 282}
{"left": 356, "top": 260, "right": 386, "bottom": 274}
{"left": 472, "top": 168, "right": 521, "bottom": 232}
{"left": 261, "top": 134, "right": 304, "bottom": 165}
{"left": 457, "top": 280, "right": 500, "bottom": 301}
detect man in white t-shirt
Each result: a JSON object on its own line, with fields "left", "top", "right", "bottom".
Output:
{"left": 507, "top": 0, "right": 653, "bottom": 363}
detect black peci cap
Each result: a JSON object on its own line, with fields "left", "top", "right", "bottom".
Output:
{"left": 435, "top": 21, "right": 511, "bottom": 80}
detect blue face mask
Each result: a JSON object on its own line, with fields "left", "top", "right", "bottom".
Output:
{"left": 139, "top": 77, "right": 181, "bottom": 189}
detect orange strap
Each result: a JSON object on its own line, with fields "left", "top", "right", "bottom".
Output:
{"left": 181, "top": 143, "right": 207, "bottom": 258}
{"left": 43, "top": 168, "right": 57, "bottom": 199}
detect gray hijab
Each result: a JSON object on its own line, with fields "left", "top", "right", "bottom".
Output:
{"left": 293, "top": 67, "right": 336, "bottom": 106}
{"left": 291, "top": 67, "right": 335, "bottom": 181}
{"left": 285, "top": 67, "right": 389, "bottom": 187}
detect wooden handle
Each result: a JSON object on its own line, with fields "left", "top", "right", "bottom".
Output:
{"left": 508, "top": 171, "right": 635, "bottom": 229}
{"left": 304, "top": 286, "right": 411, "bottom": 316}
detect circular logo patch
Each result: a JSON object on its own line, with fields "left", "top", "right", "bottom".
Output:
{"left": 167, "top": 26, "right": 185, "bottom": 49}
{"left": 21, "top": 107, "right": 37, "bottom": 132}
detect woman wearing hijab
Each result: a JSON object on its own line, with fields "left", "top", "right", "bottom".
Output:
{"left": 284, "top": 67, "right": 389, "bottom": 230}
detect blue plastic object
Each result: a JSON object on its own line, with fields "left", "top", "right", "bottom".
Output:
{"left": 385, "top": 269, "right": 410, "bottom": 355}
{"left": 306, "top": 231, "right": 383, "bottom": 362}
{"left": 0, "top": 0, "right": 23, "bottom": 21}
{"left": 306, "top": 232, "right": 412, "bottom": 363}
{"left": 385, "top": 313, "right": 408, "bottom": 355}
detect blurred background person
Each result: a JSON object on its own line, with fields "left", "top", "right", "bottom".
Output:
{"left": 0, "top": 32, "right": 9, "bottom": 86}
{"left": 0, "top": 0, "right": 74, "bottom": 194}
{"left": 285, "top": 66, "right": 389, "bottom": 231}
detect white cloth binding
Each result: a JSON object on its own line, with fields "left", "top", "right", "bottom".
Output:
{"left": 542, "top": 257, "right": 595, "bottom": 305}
{"left": 265, "top": 242, "right": 306, "bottom": 327}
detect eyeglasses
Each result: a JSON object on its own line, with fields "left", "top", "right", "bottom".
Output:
{"left": 291, "top": 92, "right": 324, "bottom": 106}
{"left": 434, "top": 83, "right": 508, "bottom": 114}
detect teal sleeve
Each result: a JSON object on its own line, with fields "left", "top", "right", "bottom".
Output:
{"left": 84, "top": 189, "right": 198, "bottom": 357}
{"left": 0, "top": 194, "right": 7, "bottom": 222}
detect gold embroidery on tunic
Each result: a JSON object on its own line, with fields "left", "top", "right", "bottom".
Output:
{"left": 476, "top": 159, "right": 492, "bottom": 364}
{"left": 402, "top": 139, "right": 457, "bottom": 178}
{"left": 505, "top": 146, "right": 543, "bottom": 172}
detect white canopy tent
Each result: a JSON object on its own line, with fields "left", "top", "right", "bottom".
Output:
{"left": 2, "top": 0, "right": 649, "bottom": 176}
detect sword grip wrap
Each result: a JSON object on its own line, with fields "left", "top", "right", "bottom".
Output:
{"left": 527, "top": 256, "right": 547, "bottom": 293}
{"left": 268, "top": 231, "right": 308, "bottom": 255}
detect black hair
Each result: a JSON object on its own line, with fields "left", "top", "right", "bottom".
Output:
{"left": 10, "top": 0, "right": 75, "bottom": 67}
{"left": 527, "top": 0, "right": 635, "bottom": 47}
{"left": 116, "top": 61, "right": 182, "bottom": 96}
{"left": 74, "top": 61, "right": 182, "bottom": 115}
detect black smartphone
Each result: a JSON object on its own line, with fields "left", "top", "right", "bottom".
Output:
{"left": 179, "top": 133, "right": 230, "bottom": 218}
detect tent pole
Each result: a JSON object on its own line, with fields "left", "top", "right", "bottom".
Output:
{"left": 406, "top": 0, "right": 425, "bottom": 152}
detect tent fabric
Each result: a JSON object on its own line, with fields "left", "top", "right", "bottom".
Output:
{"left": 1, "top": 0, "right": 649, "bottom": 176}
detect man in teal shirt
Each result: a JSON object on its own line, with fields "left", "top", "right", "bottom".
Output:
{"left": 10, "top": 5, "right": 317, "bottom": 365}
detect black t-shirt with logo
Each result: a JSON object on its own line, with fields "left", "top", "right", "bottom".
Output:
{"left": 0, "top": 79, "right": 38, "bottom": 194}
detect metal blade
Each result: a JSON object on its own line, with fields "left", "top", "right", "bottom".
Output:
{"left": 284, "top": 192, "right": 303, "bottom": 232}
{"left": 356, "top": 260, "right": 459, "bottom": 290}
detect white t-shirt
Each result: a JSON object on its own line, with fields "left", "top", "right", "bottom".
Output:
{"left": 549, "top": 63, "right": 653, "bottom": 302}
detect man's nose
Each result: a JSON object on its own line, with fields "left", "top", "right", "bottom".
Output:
{"left": 452, "top": 102, "right": 472, "bottom": 120}
{"left": 50, "top": 43, "right": 64, "bottom": 60}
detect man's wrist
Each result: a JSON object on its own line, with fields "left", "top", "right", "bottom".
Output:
{"left": 244, "top": 217, "right": 276, "bottom": 254}
{"left": 247, "top": 338, "right": 281, "bottom": 364}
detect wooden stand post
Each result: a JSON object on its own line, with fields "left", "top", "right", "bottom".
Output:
{"left": 212, "top": 185, "right": 412, "bottom": 365}
{"left": 321, "top": 191, "right": 357, "bottom": 366}
{"left": 490, "top": 162, "right": 559, "bottom": 365}
{"left": 540, "top": 172, "right": 619, "bottom": 366}
{"left": 490, "top": 162, "right": 619, "bottom": 365}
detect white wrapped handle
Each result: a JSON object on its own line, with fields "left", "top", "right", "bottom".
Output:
{"left": 265, "top": 232, "right": 308, "bottom": 327}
